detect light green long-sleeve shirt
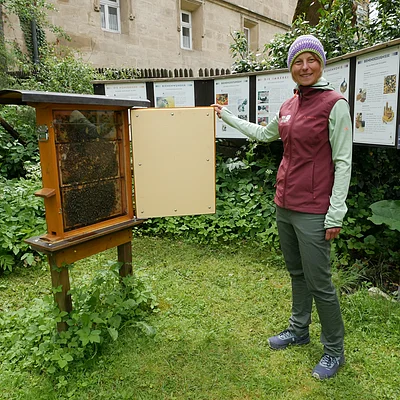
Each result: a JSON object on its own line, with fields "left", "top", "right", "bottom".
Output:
{"left": 220, "top": 78, "right": 353, "bottom": 229}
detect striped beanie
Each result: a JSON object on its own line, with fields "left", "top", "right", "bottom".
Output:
{"left": 287, "top": 35, "right": 326, "bottom": 70}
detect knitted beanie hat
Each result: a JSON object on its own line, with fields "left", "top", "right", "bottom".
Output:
{"left": 287, "top": 35, "right": 326, "bottom": 70}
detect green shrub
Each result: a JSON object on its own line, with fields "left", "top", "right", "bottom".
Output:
{"left": 0, "top": 105, "right": 38, "bottom": 179}
{"left": 0, "top": 262, "right": 157, "bottom": 375}
{"left": 0, "top": 162, "right": 46, "bottom": 272}
{"left": 15, "top": 45, "right": 95, "bottom": 94}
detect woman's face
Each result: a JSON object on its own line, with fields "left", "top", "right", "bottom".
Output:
{"left": 291, "top": 52, "right": 323, "bottom": 86}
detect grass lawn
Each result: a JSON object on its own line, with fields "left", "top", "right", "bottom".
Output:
{"left": 1, "top": 236, "right": 399, "bottom": 399}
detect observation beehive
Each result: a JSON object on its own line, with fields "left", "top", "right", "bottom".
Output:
{"left": 0, "top": 90, "right": 149, "bottom": 241}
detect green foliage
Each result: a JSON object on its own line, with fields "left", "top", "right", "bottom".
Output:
{"left": 18, "top": 13, "right": 48, "bottom": 63}
{"left": 0, "top": 0, "right": 71, "bottom": 83}
{"left": 95, "top": 67, "right": 141, "bottom": 81}
{"left": 365, "top": 0, "right": 400, "bottom": 43}
{"left": 232, "top": 0, "right": 400, "bottom": 71}
{"left": 369, "top": 200, "right": 400, "bottom": 231}
{"left": 0, "top": 163, "right": 46, "bottom": 272}
{"left": 335, "top": 147, "right": 400, "bottom": 287}
{"left": 142, "top": 141, "right": 280, "bottom": 247}
{"left": 0, "top": 105, "right": 38, "bottom": 178}
{"left": 0, "top": 0, "right": 56, "bottom": 24}
{"left": 229, "top": 31, "right": 270, "bottom": 73}
{"left": 0, "top": 262, "right": 157, "bottom": 375}
{"left": 12, "top": 45, "right": 96, "bottom": 94}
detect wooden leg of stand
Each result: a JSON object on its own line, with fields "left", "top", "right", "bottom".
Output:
{"left": 117, "top": 241, "right": 132, "bottom": 277}
{"left": 48, "top": 254, "right": 72, "bottom": 332}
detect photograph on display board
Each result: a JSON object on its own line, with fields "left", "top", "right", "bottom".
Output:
{"left": 215, "top": 93, "right": 229, "bottom": 105}
{"left": 340, "top": 79, "right": 348, "bottom": 95}
{"left": 156, "top": 96, "right": 175, "bottom": 108}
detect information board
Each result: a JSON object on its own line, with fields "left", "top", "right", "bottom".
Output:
{"left": 324, "top": 60, "right": 351, "bottom": 100}
{"left": 256, "top": 72, "right": 293, "bottom": 127}
{"left": 153, "top": 81, "right": 195, "bottom": 107}
{"left": 214, "top": 77, "right": 249, "bottom": 138}
{"left": 104, "top": 82, "right": 147, "bottom": 100}
{"left": 353, "top": 47, "right": 399, "bottom": 146}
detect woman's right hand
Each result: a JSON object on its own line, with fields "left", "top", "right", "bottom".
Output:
{"left": 211, "top": 104, "right": 223, "bottom": 118}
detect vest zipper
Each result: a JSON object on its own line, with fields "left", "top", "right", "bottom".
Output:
{"left": 282, "top": 91, "right": 301, "bottom": 208}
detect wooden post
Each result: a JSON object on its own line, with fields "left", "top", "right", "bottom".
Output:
{"left": 118, "top": 241, "right": 133, "bottom": 277}
{"left": 26, "top": 221, "right": 143, "bottom": 333}
{"left": 48, "top": 254, "right": 72, "bottom": 332}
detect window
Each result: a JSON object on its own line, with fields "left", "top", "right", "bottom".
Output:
{"left": 243, "top": 27, "right": 250, "bottom": 54}
{"left": 100, "top": 0, "right": 120, "bottom": 33}
{"left": 180, "top": 11, "right": 192, "bottom": 50}
{"left": 243, "top": 19, "right": 259, "bottom": 53}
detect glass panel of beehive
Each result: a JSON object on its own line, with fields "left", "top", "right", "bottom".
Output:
{"left": 53, "top": 110, "right": 125, "bottom": 231}
{"left": 61, "top": 179, "right": 122, "bottom": 230}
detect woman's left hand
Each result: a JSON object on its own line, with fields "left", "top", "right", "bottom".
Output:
{"left": 325, "top": 227, "right": 341, "bottom": 241}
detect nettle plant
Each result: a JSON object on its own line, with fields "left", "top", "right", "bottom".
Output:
{"left": 0, "top": 262, "right": 158, "bottom": 375}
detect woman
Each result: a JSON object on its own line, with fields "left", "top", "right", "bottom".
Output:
{"left": 212, "top": 35, "right": 352, "bottom": 380}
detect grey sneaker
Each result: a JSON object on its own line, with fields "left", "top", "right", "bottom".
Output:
{"left": 268, "top": 329, "right": 310, "bottom": 350}
{"left": 312, "top": 353, "right": 345, "bottom": 380}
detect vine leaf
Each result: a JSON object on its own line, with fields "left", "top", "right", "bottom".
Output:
{"left": 368, "top": 200, "right": 400, "bottom": 231}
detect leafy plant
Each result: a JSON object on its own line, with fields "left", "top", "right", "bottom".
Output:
{"left": 95, "top": 67, "right": 141, "bottom": 81}
{"left": 229, "top": 31, "right": 269, "bottom": 73}
{"left": 369, "top": 200, "right": 400, "bottom": 231}
{"left": 0, "top": 261, "right": 157, "bottom": 375}
{"left": 13, "top": 44, "right": 96, "bottom": 94}
{"left": 0, "top": 162, "right": 46, "bottom": 272}
{"left": 0, "top": 105, "right": 38, "bottom": 179}
{"left": 365, "top": 0, "right": 400, "bottom": 44}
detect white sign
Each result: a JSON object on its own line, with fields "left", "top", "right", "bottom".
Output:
{"left": 153, "top": 81, "right": 195, "bottom": 108}
{"left": 324, "top": 60, "right": 351, "bottom": 101}
{"left": 214, "top": 77, "right": 249, "bottom": 138}
{"left": 104, "top": 82, "right": 147, "bottom": 99}
{"left": 256, "top": 72, "right": 293, "bottom": 127}
{"left": 354, "top": 47, "right": 399, "bottom": 146}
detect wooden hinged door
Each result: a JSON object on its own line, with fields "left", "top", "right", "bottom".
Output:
{"left": 131, "top": 107, "right": 216, "bottom": 218}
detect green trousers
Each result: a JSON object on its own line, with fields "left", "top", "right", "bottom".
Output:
{"left": 276, "top": 206, "right": 345, "bottom": 357}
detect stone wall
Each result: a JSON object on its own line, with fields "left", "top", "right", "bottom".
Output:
{"left": 1, "top": 0, "right": 296, "bottom": 70}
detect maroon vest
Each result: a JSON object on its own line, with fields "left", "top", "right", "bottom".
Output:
{"left": 275, "top": 86, "right": 344, "bottom": 214}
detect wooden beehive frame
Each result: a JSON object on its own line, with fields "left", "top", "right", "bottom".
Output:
{"left": 35, "top": 103, "right": 134, "bottom": 241}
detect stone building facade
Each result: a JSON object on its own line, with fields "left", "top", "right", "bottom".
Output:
{"left": 2, "top": 0, "right": 297, "bottom": 72}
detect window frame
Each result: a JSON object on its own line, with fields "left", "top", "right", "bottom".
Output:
{"left": 243, "top": 27, "right": 250, "bottom": 55}
{"left": 180, "top": 10, "right": 192, "bottom": 50}
{"left": 100, "top": 0, "right": 121, "bottom": 33}
{"left": 243, "top": 18, "right": 259, "bottom": 53}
